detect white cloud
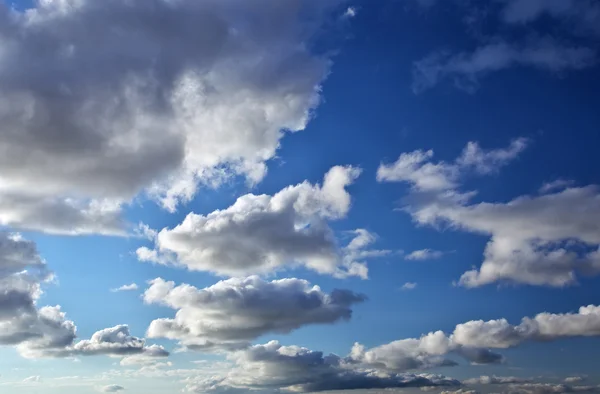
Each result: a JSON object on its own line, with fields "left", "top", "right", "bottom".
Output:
{"left": 463, "top": 375, "right": 532, "bottom": 385}
{"left": 98, "top": 385, "right": 125, "bottom": 393}
{"left": 143, "top": 276, "right": 366, "bottom": 351}
{"left": 451, "top": 305, "right": 600, "bottom": 349}
{"left": 379, "top": 139, "right": 600, "bottom": 288}
{"left": 343, "top": 6, "right": 357, "bottom": 18}
{"left": 539, "top": 179, "right": 575, "bottom": 193}
{"left": 22, "top": 376, "right": 41, "bottom": 383}
{"left": 183, "top": 340, "right": 461, "bottom": 393}
{"left": 138, "top": 166, "right": 388, "bottom": 279}
{"left": 401, "top": 282, "right": 418, "bottom": 290}
{"left": 377, "top": 138, "right": 528, "bottom": 191}
{"left": 412, "top": 38, "right": 596, "bottom": 93}
{"left": 405, "top": 249, "right": 444, "bottom": 261}
{"left": 0, "top": 0, "right": 344, "bottom": 234}
{"left": 565, "top": 377, "right": 586, "bottom": 384}
{"left": 110, "top": 283, "right": 139, "bottom": 293}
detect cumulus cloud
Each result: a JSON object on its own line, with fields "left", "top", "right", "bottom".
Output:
{"left": 350, "top": 303, "right": 600, "bottom": 371}
{"left": 412, "top": 38, "right": 596, "bottom": 93}
{"left": 183, "top": 340, "right": 461, "bottom": 393}
{"left": 0, "top": 0, "right": 345, "bottom": 234}
{"left": 143, "top": 276, "right": 366, "bottom": 351}
{"left": 565, "top": 377, "right": 586, "bottom": 384}
{"left": 378, "top": 139, "right": 600, "bottom": 287}
{"left": 405, "top": 249, "right": 444, "bottom": 261}
{"left": 0, "top": 233, "right": 167, "bottom": 360}
{"left": 18, "top": 324, "right": 169, "bottom": 360}
{"left": 98, "top": 385, "right": 125, "bottom": 393}
{"left": 138, "top": 166, "right": 389, "bottom": 278}
{"left": 451, "top": 304, "right": 600, "bottom": 349}
{"left": 401, "top": 282, "right": 418, "bottom": 290}
{"left": 110, "top": 283, "right": 139, "bottom": 292}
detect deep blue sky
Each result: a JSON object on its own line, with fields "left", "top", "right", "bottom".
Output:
{"left": 1, "top": 1, "right": 600, "bottom": 393}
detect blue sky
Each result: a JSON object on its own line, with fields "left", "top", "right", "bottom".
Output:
{"left": 1, "top": 1, "right": 600, "bottom": 393}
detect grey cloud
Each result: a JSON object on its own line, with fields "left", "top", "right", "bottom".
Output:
{"left": 0, "top": 0, "right": 343, "bottom": 234}
{"left": 379, "top": 139, "right": 600, "bottom": 288}
{"left": 144, "top": 276, "right": 366, "bottom": 351}
{"left": 412, "top": 38, "right": 596, "bottom": 93}
{"left": 138, "top": 166, "right": 389, "bottom": 278}
{"left": 183, "top": 341, "right": 461, "bottom": 393}
{"left": 99, "top": 385, "right": 125, "bottom": 393}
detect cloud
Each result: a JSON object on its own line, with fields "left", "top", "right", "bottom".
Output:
{"left": 412, "top": 38, "right": 596, "bottom": 93}
{"left": 539, "top": 179, "right": 575, "bottom": 193}
{"left": 377, "top": 138, "right": 527, "bottom": 191}
{"left": 500, "top": 0, "right": 600, "bottom": 37}
{"left": 505, "top": 383, "right": 599, "bottom": 393}
{"left": 22, "top": 376, "right": 41, "bottom": 383}
{"left": 143, "top": 276, "right": 366, "bottom": 351}
{"left": 183, "top": 340, "right": 461, "bottom": 393}
{"left": 351, "top": 303, "right": 600, "bottom": 371}
{"left": 452, "top": 304, "right": 600, "bottom": 349}
{"left": 378, "top": 139, "right": 600, "bottom": 287}
{"left": 401, "top": 282, "right": 418, "bottom": 290}
{"left": 18, "top": 324, "right": 170, "bottom": 360}
{"left": 343, "top": 6, "right": 357, "bottom": 18}
{"left": 110, "top": 283, "right": 139, "bottom": 293}
{"left": 565, "top": 377, "right": 586, "bottom": 383}
{"left": 463, "top": 375, "right": 532, "bottom": 385}
{"left": 0, "top": 0, "right": 344, "bottom": 234}
{"left": 99, "top": 385, "right": 125, "bottom": 393}
{"left": 405, "top": 249, "right": 444, "bottom": 261}
{"left": 138, "top": 166, "right": 389, "bottom": 279}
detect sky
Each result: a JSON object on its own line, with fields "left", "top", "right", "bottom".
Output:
{"left": 1, "top": 0, "right": 600, "bottom": 393}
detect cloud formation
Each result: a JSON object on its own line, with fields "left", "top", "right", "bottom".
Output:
{"left": 110, "top": 283, "right": 138, "bottom": 292}
{"left": 183, "top": 340, "right": 461, "bottom": 393}
{"left": 378, "top": 139, "right": 600, "bottom": 287}
{"left": 138, "top": 166, "right": 388, "bottom": 278}
{"left": 143, "top": 276, "right": 366, "bottom": 351}
{"left": 405, "top": 249, "right": 444, "bottom": 261}
{"left": 0, "top": 0, "right": 344, "bottom": 234}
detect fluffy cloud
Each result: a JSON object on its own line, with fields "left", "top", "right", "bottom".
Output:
{"left": 0, "top": 232, "right": 167, "bottom": 361}
{"left": 350, "top": 303, "right": 600, "bottom": 371}
{"left": 377, "top": 138, "right": 527, "bottom": 191}
{"left": 451, "top": 304, "right": 600, "bottom": 349}
{"left": 138, "top": 166, "right": 388, "bottom": 278}
{"left": 0, "top": 0, "right": 345, "bottom": 234}
{"left": 18, "top": 324, "right": 169, "bottom": 360}
{"left": 143, "top": 276, "right": 366, "bottom": 351}
{"left": 405, "top": 249, "right": 444, "bottom": 261}
{"left": 379, "top": 139, "right": 600, "bottom": 287}
{"left": 183, "top": 340, "right": 461, "bottom": 393}
{"left": 110, "top": 283, "right": 139, "bottom": 292}
{"left": 412, "top": 38, "right": 596, "bottom": 93}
